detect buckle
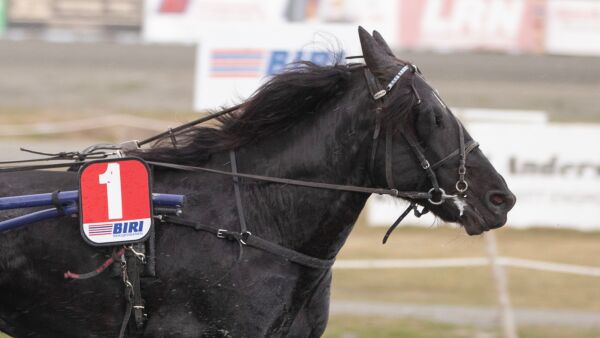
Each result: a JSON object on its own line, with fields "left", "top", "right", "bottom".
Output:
{"left": 216, "top": 229, "right": 227, "bottom": 239}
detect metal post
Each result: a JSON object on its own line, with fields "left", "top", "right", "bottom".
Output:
{"left": 485, "top": 231, "right": 518, "bottom": 338}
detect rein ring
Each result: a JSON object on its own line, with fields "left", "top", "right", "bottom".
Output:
{"left": 427, "top": 187, "right": 446, "bottom": 205}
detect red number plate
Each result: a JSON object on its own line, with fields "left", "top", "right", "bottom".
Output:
{"left": 79, "top": 158, "right": 153, "bottom": 246}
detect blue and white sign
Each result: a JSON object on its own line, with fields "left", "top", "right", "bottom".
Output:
{"left": 194, "top": 25, "right": 361, "bottom": 110}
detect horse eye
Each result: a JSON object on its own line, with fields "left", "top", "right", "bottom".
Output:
{"left": 434, "top": 114, "right": 443, "bottom": 126}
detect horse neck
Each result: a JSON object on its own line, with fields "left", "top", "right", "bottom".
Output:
{"left": 235, "top": 87, "right": 374, "bottom": 260}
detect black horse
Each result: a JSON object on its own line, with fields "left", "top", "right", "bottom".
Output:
{"left": 0, "top": 28, "right": 515, "bottom": 337}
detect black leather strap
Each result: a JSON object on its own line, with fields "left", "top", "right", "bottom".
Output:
{"left": 147, "top": 161, "right": 430, "bottom": 200}
{"left": 128, "top": 245, "right": 146, "bottom": 331}
{"left": 364, "top": 67, "right": 397, "bottom": 189}
{"left": 137, "top": 104, "right": 242, "bottom": 147}
{"left": 401, "top": 133, "right": 440, "bottom": 191}
{"left": 364, "top": 68, "right": 384, "bottom": 175}
{"left": 161, "top": 216, "right": 334, "bottom": 270}
{"left": 385, "top": 124, "right": 395, "bottom": 188}
{"left": 0, "top": 162, "right": 85, "bottom": 172}
{"left": 430, "top": 140, "right": 479, "bottom": 170}
{"left": 230, "top": 150, "right": 248, "bottom": 234}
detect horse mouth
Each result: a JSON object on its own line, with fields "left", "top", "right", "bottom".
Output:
{"left": 456, "top": 204, "right": 510, "bottom": 235}
{"left": 458, "top": 207, "right": 489, "bottom": 235}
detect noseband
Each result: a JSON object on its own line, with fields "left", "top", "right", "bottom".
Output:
{"left": 363, "top": 64, "right": 479, "bottom": 242}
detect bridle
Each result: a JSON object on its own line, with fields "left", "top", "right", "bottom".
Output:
{"left": 363, "top": 64, "right": 479, "bottom": 242}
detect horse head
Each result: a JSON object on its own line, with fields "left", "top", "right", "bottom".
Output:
{"left": 358, "top": 27, "right": 515, "bottom": 235}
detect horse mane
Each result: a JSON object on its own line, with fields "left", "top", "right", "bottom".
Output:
{"left": 136, "top": 60, "right": 417, "bottom": 165}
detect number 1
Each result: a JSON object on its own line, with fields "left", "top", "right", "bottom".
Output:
{"left": 99, "top": 163, "right": 123, "bottom": 219}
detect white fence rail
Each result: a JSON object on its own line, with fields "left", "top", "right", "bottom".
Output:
{"left": 0, "top": 115, "right": 169, "bottom": 136}
{"left": 334, "top": 257, "right": 600, "bottom": 277}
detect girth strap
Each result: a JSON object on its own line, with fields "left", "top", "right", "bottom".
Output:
{"left": 160, "top": 216, "right": 335, "bottom": 270}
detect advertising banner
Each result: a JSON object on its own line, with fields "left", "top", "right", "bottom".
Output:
{"left": 397, "top": 0, "right": 546, "bottom": 53}
{"left": 194, "top": 25, "right": 360, "bottom": 110}
{"left": 545, "top": 0, "right": 600, "bottom": 56}
{"left": 144, "top": 0, "right": 398, "bottom": 45}
{"left": 368, "top": 112, "right": 600, "bottom": 230}
{"left": 7, "top": 0, "right": 142, "bottom": 35}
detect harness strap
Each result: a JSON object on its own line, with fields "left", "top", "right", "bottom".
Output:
{"left": 147, "top": 161, "right": 430, "bottom": 200}
{"left": 385, "top": 125, "right": 395, "bottom": 188}
{"left": 401, "top": 133, "right": 441, "bottom": 192}
{"left": 430, "top": 140, "right": 479, "bottom": 170}
{"left": 160, "top": 216, "right": 335, "bottom": 270}
{"left": 137, "top": 104, "right": 242, "bottom": 147}
{"left": 364, "top": 67, "right": 397, "bottom": 189}
{"left": 118, "top": 245, "right": 146, "bottom": 338}
{"left": 129, "top": 244, "right": 146, "bottom": 331}
{"left": 0, "top": 148, "right": 112, "bottom": 166}
{"left": 0, "top": 162, "right": 85, "bottom": 172}
{"left": 382, "top": 203, "right": 415, "bottom": 244}
{"left": 118, "top": 293, "right": 133, "bottom": 338}
{"left": 230, "top": 150, "right": 248, "bottom": 234}
{"left": 369, "top": 107, "right": 382, "bottom": 175}
{"left": 364, "top": 68, "right": 383, "bottom": 175}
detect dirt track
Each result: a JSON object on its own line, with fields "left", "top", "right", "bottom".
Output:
{"left": 0, "top": 40, "right": 599, "bottom": 121}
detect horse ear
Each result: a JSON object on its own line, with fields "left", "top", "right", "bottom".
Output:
{"left": 358, "top": 26, "right": 395, "bottom": 73}
{"left": 372, "top": 30, "right": 395, "bottom": 57}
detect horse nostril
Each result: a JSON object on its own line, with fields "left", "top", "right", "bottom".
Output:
{"left": 490, "top": 193, "right": 506, "bottom": 206}
{"left": 485, "top": 190, "right": 516, "bottom": 212}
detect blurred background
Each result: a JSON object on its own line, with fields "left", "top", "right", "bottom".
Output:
{"left": 0, "top": 1, "right": 599, "bottom": 337}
